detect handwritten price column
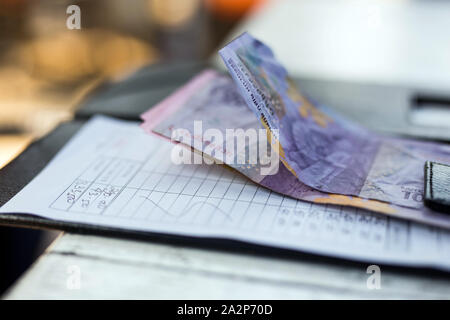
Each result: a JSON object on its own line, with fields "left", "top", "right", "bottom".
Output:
{"left": 51, "top": 157, "right": 140, "bottom": 215}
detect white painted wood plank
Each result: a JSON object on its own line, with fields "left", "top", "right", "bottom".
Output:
{"left": 4, "top": 233, "right": 450, "bottom": 299}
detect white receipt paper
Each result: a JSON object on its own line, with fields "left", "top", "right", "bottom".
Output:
{"left": 1, "top": 116, "right": 450, "bottom": 271}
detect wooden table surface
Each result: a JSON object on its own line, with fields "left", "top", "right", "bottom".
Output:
{"left": 4, "top": 232, "right": 450, "bottom": 299}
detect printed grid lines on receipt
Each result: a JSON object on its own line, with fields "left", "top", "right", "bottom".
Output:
{"left": 1, "top": 116, "right": 450, "bottom": 271}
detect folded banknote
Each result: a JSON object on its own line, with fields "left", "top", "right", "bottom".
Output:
{"left": 141, "top": 70, "right": 450, "bottom": 229}
{"left": 219, "top": 32, "right": 450, "bottom": 210}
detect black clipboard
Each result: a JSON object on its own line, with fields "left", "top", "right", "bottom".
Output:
{"left": 1, "top": 61, "right": 449, "bottom": 275}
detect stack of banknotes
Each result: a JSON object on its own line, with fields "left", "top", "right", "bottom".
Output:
{"left": 141, "top": 32, "right": 450, "bottom": 229}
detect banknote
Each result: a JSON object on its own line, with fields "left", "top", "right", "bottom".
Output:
{"left": 141, "top": 70, "right": 450, "bottom": 229}
{"left": 219, "top": 32, "right": 450, "bottom": 210}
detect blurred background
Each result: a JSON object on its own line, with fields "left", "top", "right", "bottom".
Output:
{"left": 1, "top": 0, "right": 450, "bottom": 295}
{"left": 0, "top": 0, "right": 266, "bottom": 150}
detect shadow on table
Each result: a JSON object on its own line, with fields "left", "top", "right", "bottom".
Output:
{"left": 0, "top": 226, "right": 59, "bottom": 295}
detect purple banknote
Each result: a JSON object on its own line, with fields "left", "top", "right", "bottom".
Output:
{"left": 219, "top": 32, "right": 450, "bottom": 210}
{"left": 141, "top": 70, "right": 450, "bottom": 229}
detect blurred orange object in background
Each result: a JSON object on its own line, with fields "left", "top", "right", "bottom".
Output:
{"left": 205, "top": 0, "right": 266, "bottom": 20}
{"left": 0, "top": 135, "right": 32, "bottom": 169}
